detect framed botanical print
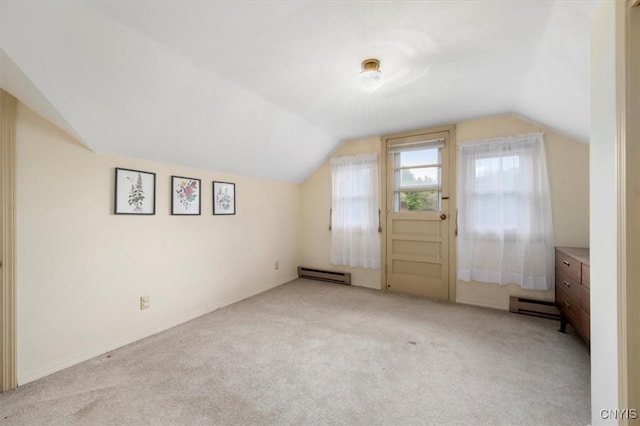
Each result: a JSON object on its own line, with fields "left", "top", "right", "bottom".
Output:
{"left": 114, "top": 168, "right": 156, "bottom": 215}
{"left": 171, "top": 176, "right": 201, "bottom": 215}
{"left": 213, "top": 181, "right": 235, "bottom": 215}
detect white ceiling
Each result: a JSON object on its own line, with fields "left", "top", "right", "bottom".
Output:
{"left": 0, "top": 1, "right": 600, "bottom": 183}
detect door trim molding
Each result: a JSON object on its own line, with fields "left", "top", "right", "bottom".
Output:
{"left": 447, "top": 126, "right": 457, "bottom": 303}
{"left": 0, "top": 89, "right": 18, "bottom": 392}
{"left": 617, "top": 0, "right": 639, "bottom": 420}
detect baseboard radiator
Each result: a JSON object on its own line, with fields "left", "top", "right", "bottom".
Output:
{"left": 509, "top": 297, "right": 560, "bottom": 320}
{"left": 297, "top": 267, "right": 351, "bottom": 285}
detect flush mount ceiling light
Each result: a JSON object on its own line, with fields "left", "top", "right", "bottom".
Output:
{"left": 358, "top": 58, "right": 383, "bottom": 91}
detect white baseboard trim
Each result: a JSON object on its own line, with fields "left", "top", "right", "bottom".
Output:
{"left": 456, "top": 296, "right": 507, "bottom": 311}
{"left": 18, "top": 276, "right": 296, "bottom": 386}
{"left": 352, "top": 281, "right": 381, "bottom": 290}
{"left": 19, "top": 307, "right": 213, "bottom": 385}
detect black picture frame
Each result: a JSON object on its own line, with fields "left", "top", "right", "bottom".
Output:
{"left": 114, "top": 167, "right": 156, "bottom": 215}
{"left": 212, "top": 181, "right": 236, "bottom": 215}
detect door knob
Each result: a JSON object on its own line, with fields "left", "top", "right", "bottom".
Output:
{"left": 440, "top": 213, "right": 447, "bottom": 220}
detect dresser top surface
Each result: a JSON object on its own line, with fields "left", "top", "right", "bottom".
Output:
{"left": 556, "top": 246, "right": 590, "bottom": 266}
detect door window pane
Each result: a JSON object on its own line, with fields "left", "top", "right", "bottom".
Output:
{"left": 399, "top": 149, "right": 440, "bottom": 167}
{"left": 396, "top": 167, "right": 440, "bottom": 188}
{"left": 392, "top": 146, "right": 442, "bottom": 212}
{"left": 396, "top": 191, "right": 440, "bottom": 212}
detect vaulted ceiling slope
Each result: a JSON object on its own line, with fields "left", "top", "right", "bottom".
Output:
{"left": 0, "top": 1, "right": 600, "bottom": 183}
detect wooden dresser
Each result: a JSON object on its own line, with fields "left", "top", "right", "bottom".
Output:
{"left": 555, "top": 247, "right": 590, "bottom": 345}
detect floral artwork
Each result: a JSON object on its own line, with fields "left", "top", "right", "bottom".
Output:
{"left": 127, "top": 173, "right": 146, "bottom": 211}
{"left": 171, "top": 176, "right": 201, "bottom": 215}
{"left": 176, "top": 180, "right": 198, "bottom": 209}
{"left": 213, "top": 181, "right": 235, "bottom": 215}
{"left": 115, "top": 168, "right": 156, "bottom": 215}
{"left": 216, "top": 187, "right": 231, "bottom": 210}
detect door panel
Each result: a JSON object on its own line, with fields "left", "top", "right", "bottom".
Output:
{"left": 392, "top": 260, "right": 442, "bottom": 278}
{"left": 385, "top": 130, "right": 451, "bottom": 300}
{"left": 392, "top": 239, "right": 438, "bottom": 258}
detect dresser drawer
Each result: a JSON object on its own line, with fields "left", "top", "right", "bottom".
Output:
{"left": 580, "top": 309, "right": 590, "bottom": 343}
{"left": 557, "top": 287, "right": 582, "bottom": 334}
{"left": 556, "top": 251, "right": 582, "bottom": 283}
{"left": 580, "top": 286, "right": 590, "bottom": 314}
{"left": 556, "top": 269, "right": 582, "bottom": 305}
{"left": 582, "top": 264, "right": 590, "bottom": 288}
{"left": 555, "top": 247, "right": 589, "bottom": 345}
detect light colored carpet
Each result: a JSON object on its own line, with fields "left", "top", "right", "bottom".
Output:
{"left": 0, "top": 279, "right": 590, "bottom": 425}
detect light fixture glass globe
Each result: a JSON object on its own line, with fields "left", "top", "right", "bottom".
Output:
{"left": 359, "top": 69, "right": 383, "bottom": 91}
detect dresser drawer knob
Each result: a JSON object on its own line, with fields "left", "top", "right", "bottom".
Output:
{"left": 562, "top": 261, "right": 570, "bottom": 266}
{"left": 564, "top": 301, "right": 570, "bottom": 308}
{"left": 563, "top": 281, "right": 571, "bottom": 288}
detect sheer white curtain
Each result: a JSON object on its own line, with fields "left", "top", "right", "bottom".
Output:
{"left": 457, "top": 133, "right": 554, "bottom": 290}
{"left": 330, "top": 153, "right": 380, "bottom": 269}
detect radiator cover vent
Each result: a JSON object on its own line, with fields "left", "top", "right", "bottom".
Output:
{"left": 509, "top": 296, "right": 560, "bottom": 320}
{"left": 297, "top": 267, "right": 351, "bottom": 285}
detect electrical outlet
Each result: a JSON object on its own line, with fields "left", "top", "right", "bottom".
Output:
{"left": 140, "top": 296, "right": 150, "bottom": 310}
{"left": 274, "top": 261, "right": 279, "bottom": 270}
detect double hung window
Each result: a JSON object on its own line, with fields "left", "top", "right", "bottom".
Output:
{"left": 330, "top": 153, "right": 380, "bottom": 269}
{"left": 457, "top": 133, "right": 554, "bottom": 290}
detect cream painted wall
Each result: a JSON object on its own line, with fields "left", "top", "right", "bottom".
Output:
{"left": 300, "top": 137, "right": 383, "bottom": 289}
{"left": 300, "top": 114, "right": 590, "bottom": 309}
{"left": 16, "top": 103, "right": 301, "bottom": 384}
{"left": 455, "top": 114, "right": 590, "bottom": 310}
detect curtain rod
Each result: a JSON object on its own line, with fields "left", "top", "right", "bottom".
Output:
{"left": 457, "top": 132, "right": 543, "bottom": 148}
